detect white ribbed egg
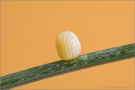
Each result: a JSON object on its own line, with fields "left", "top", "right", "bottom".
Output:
{"left": 56, "top": 31, "right": 81, "bottom": 60}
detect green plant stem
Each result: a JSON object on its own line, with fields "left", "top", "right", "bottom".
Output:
{"left": 0, "top": 43, "right": 135, "bottom": 89}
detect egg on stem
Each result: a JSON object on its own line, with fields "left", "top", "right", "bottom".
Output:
{"left": 56, "top": 31, "right": 81, "bottom": 60}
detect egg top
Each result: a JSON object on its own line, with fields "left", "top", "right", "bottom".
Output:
{"left": 56, "top": 31, "right": 81, "bottom": 60}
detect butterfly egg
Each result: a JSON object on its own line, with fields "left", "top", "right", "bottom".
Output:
{"left": 56, "top": 31, "right": 81, "bottom": 60}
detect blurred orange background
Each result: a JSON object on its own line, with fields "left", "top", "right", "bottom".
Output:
{"left": 1, "top": 1, "right": 134, "bottom": 89}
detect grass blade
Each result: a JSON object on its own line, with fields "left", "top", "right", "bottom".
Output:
{"left": 0, "top": 43, "right": 135, "bottom": 89}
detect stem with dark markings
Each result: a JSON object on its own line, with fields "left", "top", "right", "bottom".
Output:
{"left": 0, "top": 43, "right": 135, "bottom": 89}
